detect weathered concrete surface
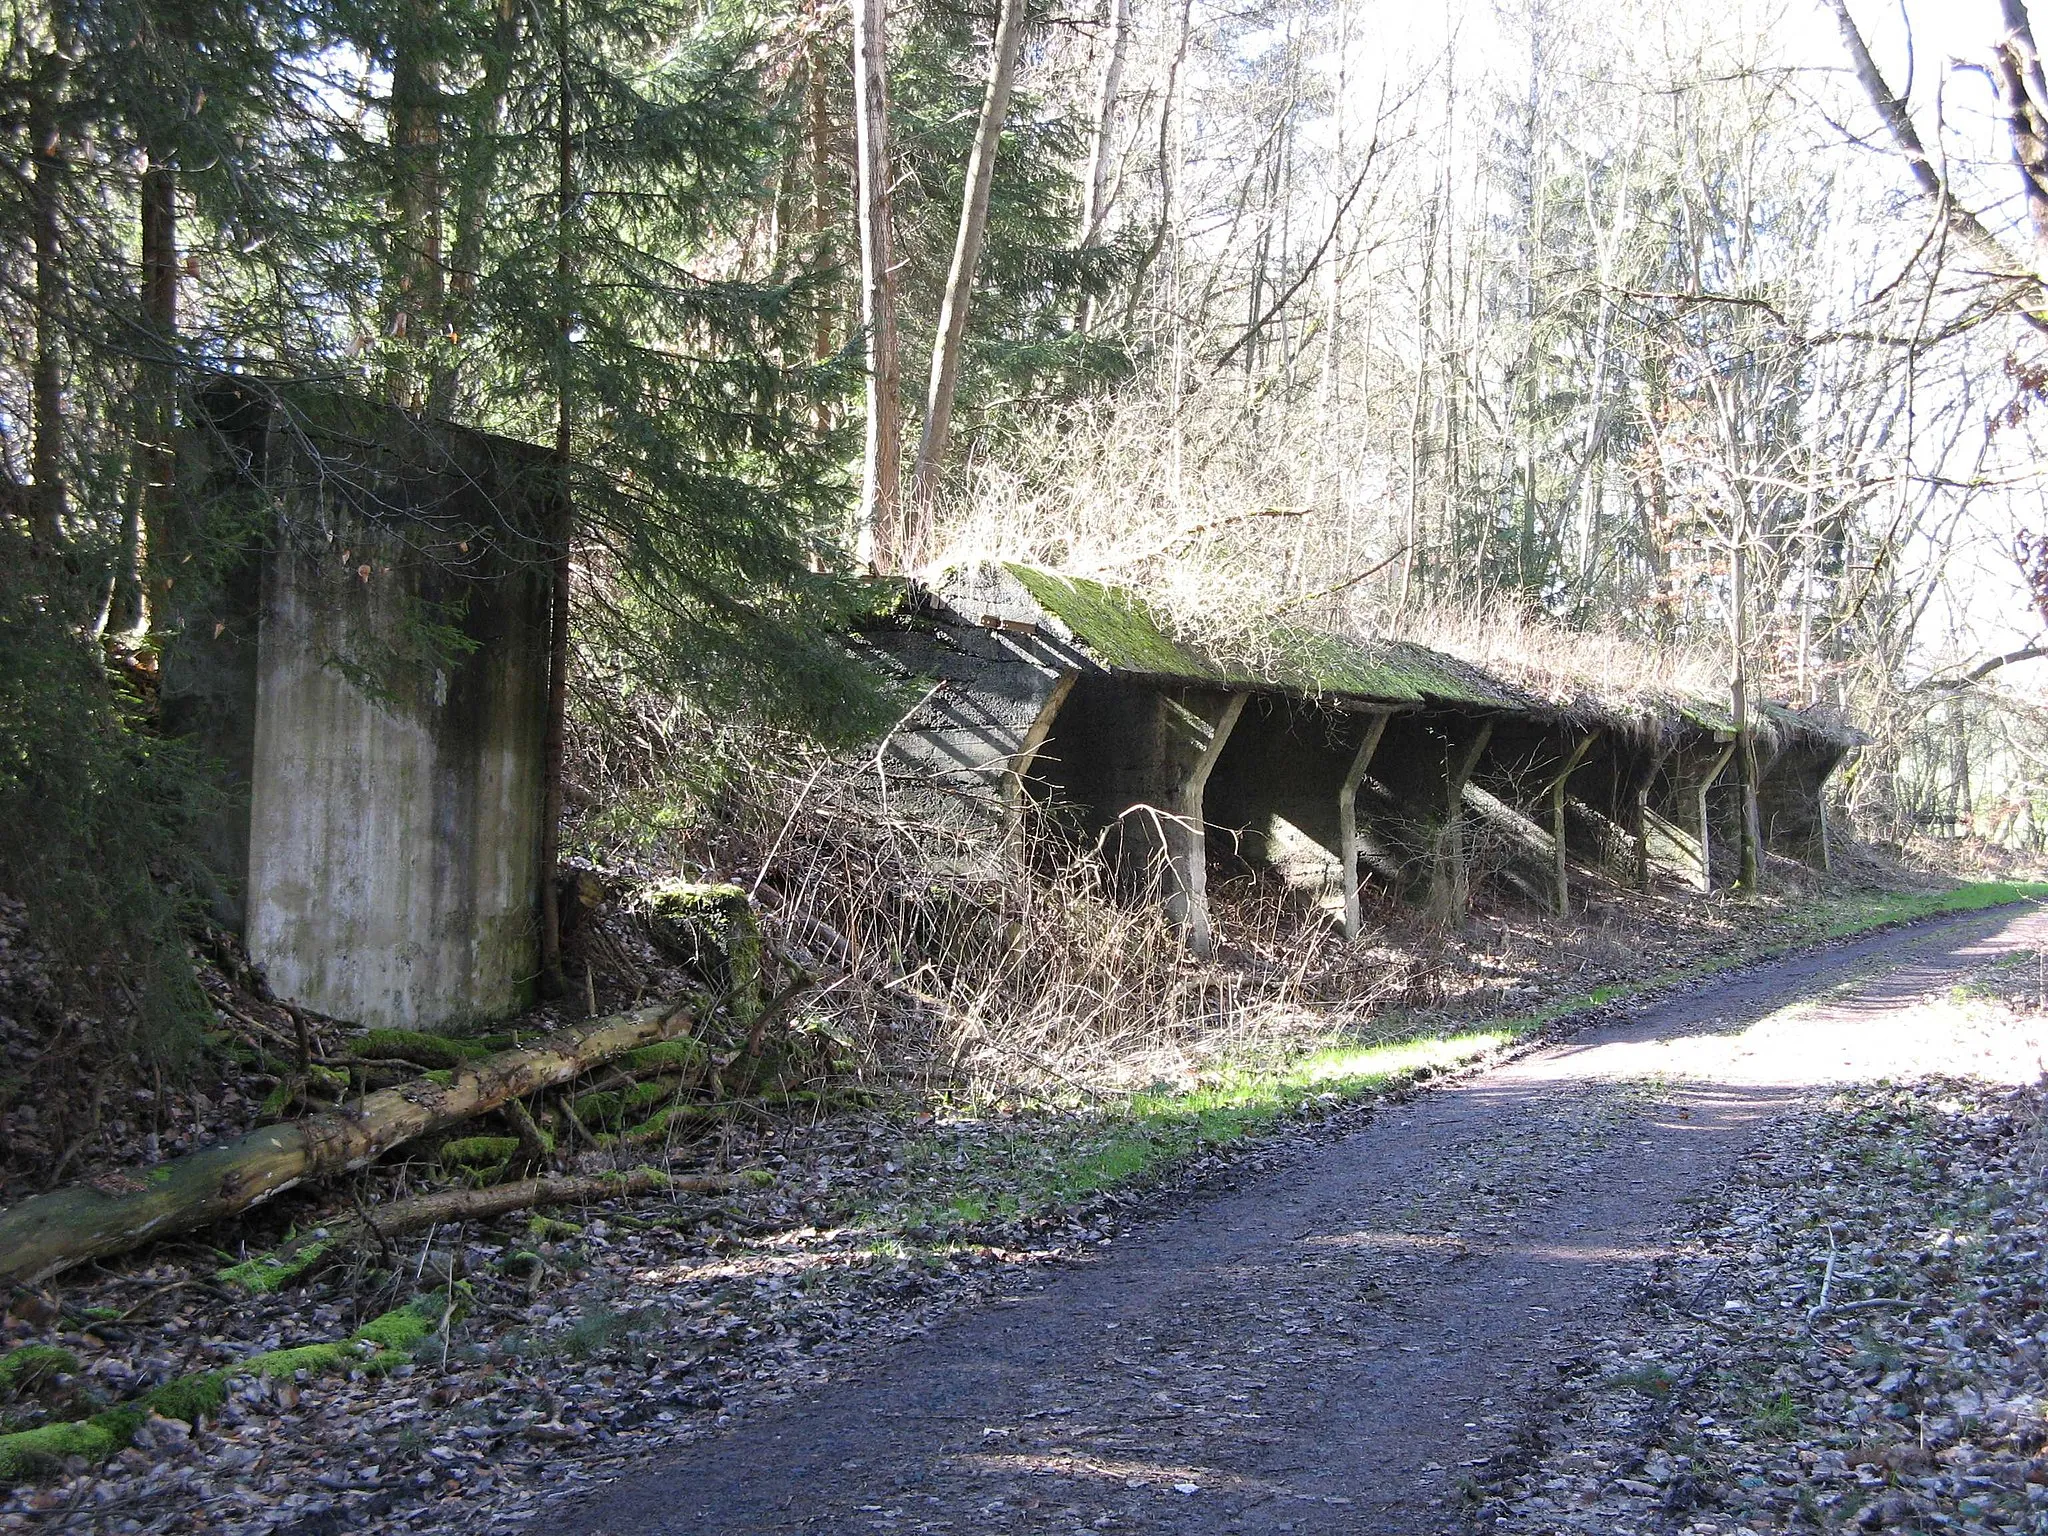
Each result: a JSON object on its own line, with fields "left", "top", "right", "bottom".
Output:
{"left": 1207, "top": 700, "right": 1365, "bottom": 890}
{"left": 1647, "top": 732, "right": 1736, "bottom": 893}
{"left": 859, "top": 619, "right": 1076, "bottom": 865}
{"left": 1027, "top": 674, "right": 1244, "bottom": 953}
{"left": 1757, "top": 735, "right": 1845, "bottom": 870}
{"left": 165, "top": 384, "right": 561, "bottom": 1030}
{"left": 1356, "top": 711, "right": 1496, "bottom": 917}
{"left": 867, "top": 564, "right": 1860, "bottom": 937}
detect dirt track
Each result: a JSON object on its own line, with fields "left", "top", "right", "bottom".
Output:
{"left": 551, "top": 903, "right": 2048, "bottom": 1536}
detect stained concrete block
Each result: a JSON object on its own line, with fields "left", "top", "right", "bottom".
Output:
{"left": 163, "top": 384, "right": 562, "bottom": 1030}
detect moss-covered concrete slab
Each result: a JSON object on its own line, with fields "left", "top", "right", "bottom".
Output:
{"left": 998, "top": 566, "right": 1531, "bottom": 711}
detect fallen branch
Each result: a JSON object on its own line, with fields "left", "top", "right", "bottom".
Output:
{"left": 362, "top": 1167, "right": 764, "bottom": 1236}
{"left": 220, "top": 1166, "right": 769, "bottom": 1292}
{"left": 0, "top": 1000, "right": 696, "bottom": 1286}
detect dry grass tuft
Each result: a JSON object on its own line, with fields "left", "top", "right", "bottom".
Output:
{"left": 934, "top": 379, "right": 1730, "bottom": 718}
{"left": 747, "top": 774, "right": 1414, "bottom": 1102}
{"left": 1392, "top": 598, "right": 1729, "bottom": 710}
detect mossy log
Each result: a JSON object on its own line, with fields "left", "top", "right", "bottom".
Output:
{"left": 345, "top": 1028, "right": 507, "bottom": 1071}
{"left": 0, "top": 1000, "right": 695, "bottom": 1286}
{"left": 219, "top": 1167, "right": 766, "bottom": 1291}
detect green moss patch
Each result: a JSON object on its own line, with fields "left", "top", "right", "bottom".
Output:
{"left": 0, "top": 1297, "right": 449, "bottom": 1486}
{"left": 0, "top": 1346, "right": 78, "bottom": 1399}
{"left": 349, "top": 1301, "right": 441, "bottom": 1354}
{"left": 1005, "top": 565, "right": 1530, "bottom": 708}
{"left": 624, "top": 1038, "right": 709, "bottom": 1075}
{"left": 1005, "top": 566, "right": 1232, "bottom": 682}
{"left": 351, "top": 1029, "right": 493, "bottom": 1070}
{"left": 218, "top": 1234, "right": 336, "bottom": 1293}
{"left": 998, "top": 566, "right": 1870, "bottom": 758}
{"left": 618, "top": 1102, "right": 715, "bottom": 1145}
{"left": 438, "top": 1135, "right": 522, "bottom": 1170}
{"left": 0, "top": 1410, "right": 138, "bottom": 1483}
{"left": 630, "top": 881, "right": 764, "bottom": 1019}
{"left": 141, "top": 1374, "right": 227, "bottom": 1425}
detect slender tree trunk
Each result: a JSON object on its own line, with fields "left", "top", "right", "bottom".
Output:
{"left": 803, "top": 0, "right": 838, "bottom": 438}
{"left": 1121, "top": 0, "right": 1194, "bottom": 330}
{"left": 906, "top": 0, "right": 1029, "bottom": 560}
{"left": 390, "top": 0, "right": 446, "bottom": 411}
{"left": 432, "top": 0, "right": 521, "bottom": 418}
{"left": 851, "top": 0, "right": 902, "bottom": 569}
{"left": 538, "top": 0, "right": 575, "bottom": 998}
{"left": 807, "top": 0, "right": 836, "bottom": 375}
{"left": 111, "top": 154, "right": 178, "bottom": 633}
{"left": 1078, "top": 0, "right": 1129, "bottom": 247}
{"left": 1398, "top": 188, "right": 1439, "bottom": 621}
{"left": 29, "top": 49, "right": 69, "bottom": 560}
{"left": 2000, "top": 1, "right": 2048, "bottom": 248}
{"left": 1075, "top": 0, "right": 1130, "bottom": 332}
{"left": 1320, "top": 0, "right": 1348, "bottom": 410}
{"left": 1732, "top": 524, "right": 1762, "bottom": 890}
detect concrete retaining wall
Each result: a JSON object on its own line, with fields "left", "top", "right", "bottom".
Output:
{"left": 864, "top": 564, "right": 1862, "bottom": 949}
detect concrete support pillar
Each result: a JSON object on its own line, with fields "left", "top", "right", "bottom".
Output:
{"left": 1645, "top": 735, "right": 1736, "bottom": 893}
{"left": 1629, "top": 743, "right": 1672, "bottom": 892}
{"left": 1355, "top": 712, "right": 1497, "bottom": 918}
{"left": 1430, "top": 720, "right": 1495, "bottom": 919}
{"left": 1690, "top": 739, "right": 1738, "bottom": 893}
{"left": 1140, "top": 689, "right": 1245, "bottom": 957}
{"left": 1547, "top": 730, "right": 1599, "bottom": 916}
{"left": 1339, "top": 710, "right": 1392, "bottom": 941}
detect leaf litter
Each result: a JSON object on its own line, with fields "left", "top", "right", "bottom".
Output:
{"left": 1471, "top": 972, "right": 2048, "bottom": 1534}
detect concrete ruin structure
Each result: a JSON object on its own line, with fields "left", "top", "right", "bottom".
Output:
{"left": 863, "top": 564, "right": 1862, "bottom": 954}
{"left": 156, "top": 392, "right": 1856, "bottom": 1027}
{"left": 162, "top": 382, "right": 565, "bottom": 1030}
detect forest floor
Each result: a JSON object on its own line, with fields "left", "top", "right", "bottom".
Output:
{"left": 5, "top": 888, "right": 2048, "bottom": 1534}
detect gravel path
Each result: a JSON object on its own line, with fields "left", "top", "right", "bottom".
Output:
{"left": 552, "top": 904, "right": 2048, "bottom": 1536}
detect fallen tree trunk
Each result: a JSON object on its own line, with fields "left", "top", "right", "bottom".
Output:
{"left": 0, "top": 1000, "right": 695, "bottom": 1287}
{"left": 220, "top": 1165, "right": 767, "bottom": 1291}
{"left": 358, "top": 1166, "right": 762, "bottom": 1236}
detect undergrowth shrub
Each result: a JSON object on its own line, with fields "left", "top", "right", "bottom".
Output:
{"left": 0, "top": 534, "right": 213, "bottom": 1128}
{"left": 566, "top": 707, "right": 1423, "bottom": 1103}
